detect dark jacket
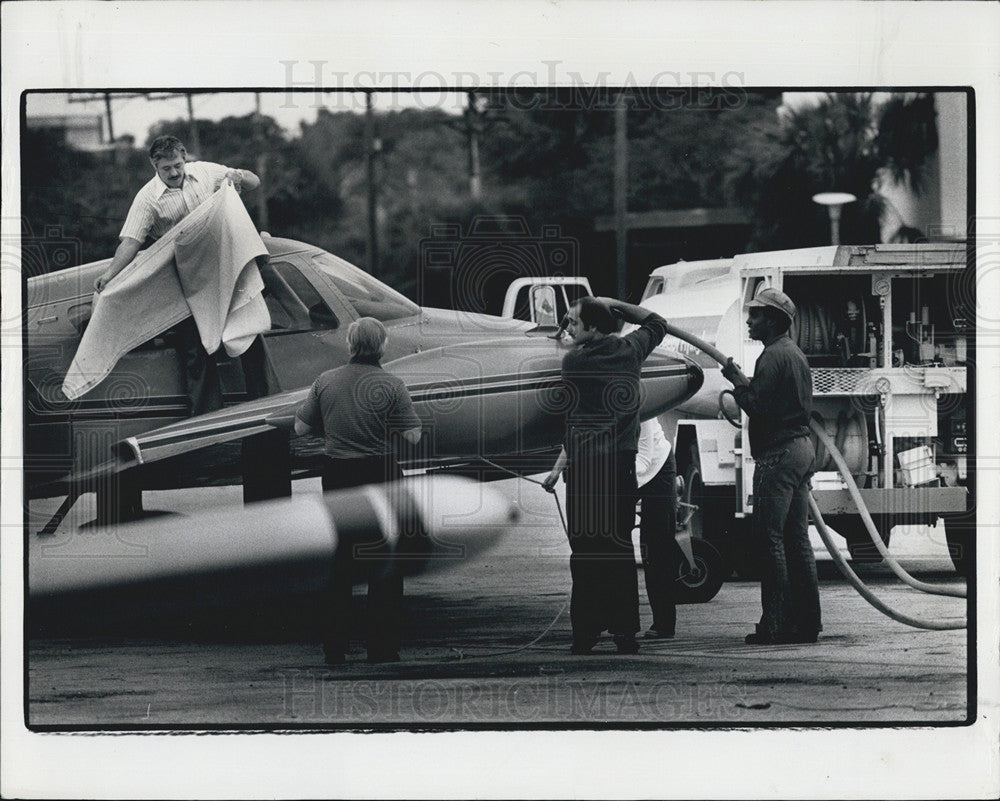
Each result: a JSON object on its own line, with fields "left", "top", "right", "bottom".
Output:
{"left": 732, "top": 333, "right": 812, "bottom": 458}
{"left": 561, "top": 314, "right": 669, "bottom": 460}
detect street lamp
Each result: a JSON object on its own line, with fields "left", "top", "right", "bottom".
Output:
{"left": 812, "top": 191, "right": 857, "bottom": 246}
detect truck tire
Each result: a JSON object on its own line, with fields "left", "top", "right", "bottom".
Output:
{"left": 671, "top": 538, "right": 726, "bottom": 604}
{"left": 678, "top": 447, "right": 746, "bottom": 579}
{"left": 824, "top": 514, "right": 890, "bottom": 564}
{"left": 941, "top": 512, "right": 973, "bottom": 578}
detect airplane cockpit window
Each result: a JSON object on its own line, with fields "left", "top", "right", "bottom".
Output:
{"left": 259, "top": 261, "right": 339, "bottom": 332}
{"left": 309, "top": 251, "right": 419, "bottom": 322}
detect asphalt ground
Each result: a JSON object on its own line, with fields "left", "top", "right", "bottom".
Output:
{"left": 24, "top": 477, "right": 969, "bottom": 728}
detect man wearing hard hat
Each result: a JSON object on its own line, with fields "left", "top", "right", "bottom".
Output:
{"left": 722, "top": 287, "right": 822, "bottom": 645}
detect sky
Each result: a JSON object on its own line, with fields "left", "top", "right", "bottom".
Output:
{"left": 25, "top": 90, "right": 468, "bottom": 143}
{"left": 24, "top": 89, "right": 839, "bottom": 146}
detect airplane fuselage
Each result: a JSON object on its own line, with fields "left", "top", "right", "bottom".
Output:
{"left": 25, "top": 237, "right": 703, "bottom": 496}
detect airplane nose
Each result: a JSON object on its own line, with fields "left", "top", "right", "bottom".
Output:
{"left": 639, "top": 349, "right": 704, "bottom": 420}
{"left": 684, "top": 353, "right": 705, "bottom": 398}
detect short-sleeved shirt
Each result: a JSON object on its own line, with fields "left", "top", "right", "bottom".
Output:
{"left": 296, "top": 359, "right": 421, "bottom": 460}
{"left": 561, "top": 313, "right": 669, "bottom": 461}
{"left": 731, "top": 333, "right": 813, "bottom": 458}
{"left": 119, "top": 161, "right": 231, "bottom": 243}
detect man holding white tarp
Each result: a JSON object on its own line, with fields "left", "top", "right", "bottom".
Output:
{"left": 83, "top": 135, "right": 268, "bottom": 414}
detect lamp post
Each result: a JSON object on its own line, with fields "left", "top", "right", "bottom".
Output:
{"left": 812, "top": 191, "right": 857, "bottom": 245}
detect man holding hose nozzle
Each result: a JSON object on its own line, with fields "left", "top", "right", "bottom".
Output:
{"left": 721, "top": 287, "right": 822, "bottom": 645}
{"left": 543, "top": 296, "right": 669, "bottom": 655}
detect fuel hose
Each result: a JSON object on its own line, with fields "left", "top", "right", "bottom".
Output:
{"left": 659, "top": 320, "right": 967, "bottom": 631}
{"left": 808, "top": 421, "right": 965, "bottom": 599}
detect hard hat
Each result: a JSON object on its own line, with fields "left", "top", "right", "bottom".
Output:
{"left": 747, "top": 286, "right": 796, "bottom": 321}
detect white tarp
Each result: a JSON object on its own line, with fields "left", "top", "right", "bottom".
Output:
{"left": 62, "top": 184, "right": 270, "bottom": 400}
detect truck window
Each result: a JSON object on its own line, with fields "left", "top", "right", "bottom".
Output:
{"left": 641, "top": 276, "right": 664, "bottom": 301}
{"left": 530, "top": 285, "right": 558, "bottom": 326}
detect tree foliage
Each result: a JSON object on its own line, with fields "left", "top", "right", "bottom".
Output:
{"left": 872, "top": 93, "right": 939, "bottom": 192}
{"left": 722, "top": 92, "right": 941, "bottom": 250}
{"left": 21, "top": 91, "right": 941, "bottom": 300}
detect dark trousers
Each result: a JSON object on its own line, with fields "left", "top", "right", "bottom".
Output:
{"left": 565, "top": 450, "right": 641, "bottom": 640}
{"left": 638, "top": 451, "right": 678, "bottom": 635}
{"left": 751, "top": 435, "right": 822, "bottom": 637}
{"left": 175, "top": 317, "right": 268, "bottom": 416}
{"left": 321, "top": 454, "right": 404, "bottom": 659}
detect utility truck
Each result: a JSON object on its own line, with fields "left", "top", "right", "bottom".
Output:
{"left": 502, "top": 242, "right": 973, "bottom": 584}
{"left": 640, "top": 243, "right": 972, "bottom": 577}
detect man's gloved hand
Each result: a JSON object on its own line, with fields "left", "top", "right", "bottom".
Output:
{"left": 721, "top": 357, "right": 749, "bottom": 386}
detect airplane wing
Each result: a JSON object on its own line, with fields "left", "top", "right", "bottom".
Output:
{"left": 111, "top": 336, "right": 701, "bottom": 473}
{"left": 113, "top": 389, "right": 309, "bottom": 469}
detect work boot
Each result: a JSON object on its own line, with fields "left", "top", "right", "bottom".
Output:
{"left": 570, "top": 635, "right": 599, "bottom": 655}
{"left": 613, "top": 634, "right": 640, "bottom": 654}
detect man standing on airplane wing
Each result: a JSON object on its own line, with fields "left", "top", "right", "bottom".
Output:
{"left": 94, "top": 135, "right": 267, "bottom": 415}
{"left": 543, "top": 296, "right": 669, "bottom": 655}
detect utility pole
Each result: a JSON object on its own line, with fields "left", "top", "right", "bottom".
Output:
{"left": 186, "top": 93, "right": 201, "bottom": 156}
{"left": 613, "top": 91, "right": 629, "bottom": 300}
{"left": 253, "top": 92, "right": 269, "bottom": 230}
{"left": 103, "top": 92, "right": 115, "bottom": 142}
{"left": 466, "top": 91, "right": 482, "bottom": 200}
{"left": 70, "top": 92, "right": 144, "bottom": 144}
{"left": 365, "top": 92, "right": 379, "bottom": 278}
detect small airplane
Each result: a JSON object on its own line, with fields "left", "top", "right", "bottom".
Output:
{"left": 25, "top": 234, "right": 705, "bottom": 525}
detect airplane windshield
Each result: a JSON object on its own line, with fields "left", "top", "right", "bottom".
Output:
{"left": 310, "top": 252, "right": 419, "bottom": 322}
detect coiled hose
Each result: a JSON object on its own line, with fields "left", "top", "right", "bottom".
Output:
{"left": 660, "top": 321, "right": 967, "bottom": 631}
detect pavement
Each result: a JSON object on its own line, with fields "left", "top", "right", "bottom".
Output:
{"left": 25, "top": 477, "right": 969, "bottom": 728}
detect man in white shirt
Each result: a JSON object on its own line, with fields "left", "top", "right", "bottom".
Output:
{"left": 636, "top": 417, "right": 679, "bottom": 638}
{"left": 94, "top": 136, "right": 265, "bottom": 414}
{"left": 95, "top": 136, "right": 260, "bottom": 291}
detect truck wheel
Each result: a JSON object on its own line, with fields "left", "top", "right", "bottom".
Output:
{"left": 825, "top": 514, "right": 890, "bottom": 564}
{"left": 678, "top": 452, "right": 741, "bottom": 578}
{"left": 727, "top": 516, "right": 759, "bottom": 580}
{"left": 941, "top": 513, "right": 973, "bottom": 578}
{"left": 671, "top": 538, "right": 726, "bottom": 604}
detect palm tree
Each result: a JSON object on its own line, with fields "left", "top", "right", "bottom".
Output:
{"left": 724, "top": 92, "right": 940, "bottom": 250}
